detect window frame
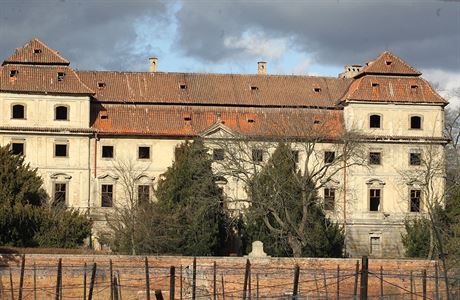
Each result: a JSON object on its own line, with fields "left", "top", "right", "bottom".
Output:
{"left": 54, "top": 142, "right": 69, "bottom": 158}
{"left": 324, "top": 188, "right": 335, "bottom": 211}
{"left": 409, "top": 152, "right": 422, "bottom": 166}
{"left": 410, "top": 189, "right": 422, "bottom": 212}
{"left": 101, "top": 145, "right": 115, "bottom": 159}
{"left": 10, "top": 140, "right": 25, "bottom": 156}
{"left": 409, "top": 115, "right": 423, "bottom": 130}
{"left": 138, "top": 146, "right": 151, "bottom": 160}
{"left": 54, "top": 105, "right": 70, "bottom": 121}
{"left": 324, "top": 151, "right": 336, "bottom": 164}
{"left": 11, "top": 103, "right": 26, "bottom": 120}
{"left": 213, "top": 148, "right": 224, "bottom": 161}
{"left": 137, "top": 185, "right": 150, "bottom": 204}
{"left": 370, "top": 236, "right": 381, "bottom": 255}
{"left": 53, "top": 182, "right": 68, "bottom": 208}
{"left": 101, "top": 184, "right": 114, "bottom": 207}
{"left": 252, "top": 149, "right": 264, "bottom": 162}
{"left": 369, "top": 114, "right": 382, "bottom": 129}
{"left": 369, "top": 188, "right": 382, "bottom": 212}
{"left": 369, "top": 151, "right": 382, "bottom": 165}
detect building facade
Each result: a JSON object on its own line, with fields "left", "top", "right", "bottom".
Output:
{"left": 0, "top": 39, "right": 448, "bottom": 257}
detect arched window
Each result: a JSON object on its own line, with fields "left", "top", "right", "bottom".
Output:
{"left": 55, "top": 105, "right": 69, "bottom": 120}
{"left": 410, "top": 115, "right": 422, "bottom": 129}
{"left": 369, "top": 114, "right": 381, "bottom": 128}
{"left": 12, "top": 104, "right": 25, "bottom": 119}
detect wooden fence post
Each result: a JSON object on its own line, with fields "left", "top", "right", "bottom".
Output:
{"left": 88, "top": 263, "right": 97, "bottom": 300}
{"left": 422, "top": 269, "right": 427, "bottom": 300}
{"left": 33, "top": 262, "right": 37, "bottom": 300}
{"left": 360, "top": 256, "right": 368, "bottom": 300}
{"left": 154, "top": 289, "right": 164, "bottom": 300}
{"left": 55, "top": 258, "right": 62, "bottom": 300}
{"left": 83, "top": 262, "right": 87, "bottom": 300}
{"left": 145, "top": 257, "right": 151, "bottom": 300}
{"left": 322, "top": 268, "right": 329, "bottom": 300}
{"left": 169, "top": 266, "right": 175, "bottom": 300}
{"left": 213, "top": 261, "right": 217, "bottom": 300}
{"left": 117, "top": 271, "right": 123, "bottom": 300}
{"left": 292, "top": 264, "right": 300, "bottom": 300}
{"left": 18, "top": 255, "right": 25, "bottom": 300}
{"left": 353, "top": 260, "right": 359, "bottom": 300}
{"left": 243, "top": 259, "right": 251, "bottom": 300}
{"left": 256, "top": 273, "right": 259, "bottom": 300}
{"left": 179, "top": 265, "right": 182, "bottom": 300}
{"left": 379, "top": 266, "right": 384, "bottom": 300}
{"left": 435, "top": 262, "right": 439, "bottom": 300}
{"left": 192, "top": 257, "right": 197, "bottom": 300}
{"left": 110, "top": 259, "right": 113, "bottom": 300}
{"left": 221, "top": 275, "right": 225, "bottom": 300}
{"left": 336, "top": 265, "right": 340, "bottom": 300}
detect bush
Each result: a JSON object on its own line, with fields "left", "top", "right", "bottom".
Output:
{"left": 402, "top": 217, "right": 431, "bottom": 258}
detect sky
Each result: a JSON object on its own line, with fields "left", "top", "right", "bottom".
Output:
{"left": 0, "top": 0, "right": 459, "bottom": 104}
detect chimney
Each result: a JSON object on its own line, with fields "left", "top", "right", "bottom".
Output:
{"left": 257, "top": 61, "right": 267, "bottom": 75}
{"left": 149, "top": 57, "right": 158, "bottom": 72}
{"left": 339, "top": 64, "right": 362, "bottom": 78}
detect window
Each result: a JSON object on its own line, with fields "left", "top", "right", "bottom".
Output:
{"left": 138, "top": 185, "right": 150, "bottom": 204}
{"left": 179, "top": 84, "right": 187, "bottom": 90}
{"left": 370, "top": 237, "right": 381, "bottom": 254}
{"left": 369, "top": 152, "right": 381, "bottom": 165}
{"left": 291, "top": 150, "right": 299, "bottom": 164}
{"left": 55, "top": 106, "right": 69, "bottom": 120}
{"left": 9, "top": 70, "right": 18, "bottom": 77}
{"left": 11, "top": 142, "right": 24, "bottom": 155}
{"left": 313, "top": 87, "right": 321, "bottom": 93}
{"left": 57, "top": 72, "right": 65, "bottom": 81}
{"left": 53, "top": 183, "right": 67, "bottom": 207}
{"left": 410, "top": 152, "right": 421, "bottom": 166}
{"left": 369, "top": 115, "right": 381, "bottom": 128}
{"left": 138, "top": 146, "right": 150, "bottom": 159}
{"left": 101, "top": 184, "right": 113, "bottom": 207}
{"left": 369, "top": 189, "right": 381, "bottom": 211}
{"left": 102, "top": 146, "right": 114, "bottom": 158}
{"left": 33, "top": 49, "right": 42, "bottom": 54}
{"left": 410, "top": 116, "right": 422, "bottom": 129}
{"left": 252, "top": 149, "right": 263, "bottom": 162}
{"left": 55, "top": 144, "right": 68, "bottom": 157}
{"left": 12, "top": 104, "right": 25, "bottom": 119}
{"left": 324, "top": 151, "right": 335, "bottom": 164}
{"left": 324, "top": 188, "right": 335, "bottom": 211}
{"left": 213, "top": 148, "right": 224, "bottom": 161}
{"left": 410, "top": 190, "right": 421, "bottom": 212}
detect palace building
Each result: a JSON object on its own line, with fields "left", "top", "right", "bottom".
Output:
{"left": 0, "top": 38, "right": 447, "bottom": 257}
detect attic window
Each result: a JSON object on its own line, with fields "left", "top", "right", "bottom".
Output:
{"left": 411, "top": 85, "right": 418, "bottom": 91}
{"left": 385, "top": 60, "right": 392, "bottom": 66}
{"left": 57, "top": 72, "right": 66, "bottom": 81}
{"left": 247, "top": 118, "right": 255, "bottom": 123}
{"left": 100, "top": 112, "right": 108, "bottom": 120}
{"left": 33, "top": 49, "right": 42, "bottom": 54}
{"left": 372, "top": 83, "right": 380, "bottom": 88}
{"left": 180, "top": 84, "right": 187, "bottom": 90}
{"left": 9, "top": 70, "right": 18, "bottom": 77}
{"left": 313, "top": 87, "right": 321, "bottom": 93}
{"left": 314, "top": 120, "right": 321, "bottom": 124}
{"left": 184, "top": 114, "right": 192, "bottom": 121}
{"left": 98, "top": 82, "right": 106, "bottom": 88}
{"left": 250, "top": 86, "right": 259, "bottom": 91}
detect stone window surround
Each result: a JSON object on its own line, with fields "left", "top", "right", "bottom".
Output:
{"left": 54, "top": 104, "right": 70, "bottom": 121}
{"left": 368, "top": 113, "right": 383, "bottom": 129}
{"left": 11, "top": 103, "right": 27, "bottom": 120}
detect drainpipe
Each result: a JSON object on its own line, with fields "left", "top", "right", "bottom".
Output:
{"left": 343, "top": 148, "right": 347, "bottom": 231}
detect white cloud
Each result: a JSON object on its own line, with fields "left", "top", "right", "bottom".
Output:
{"left": 224, "top": 30, "right": 290, "bottom": 60}
{"left": 423, "top": 69, "right": 460, "bottom": 107}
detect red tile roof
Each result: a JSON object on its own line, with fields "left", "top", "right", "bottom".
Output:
{"left": 91, "top": 104, "right": 344, "bottom": 139}
{"left": 0, "top": 65, "right": 94, "bottom": 95}
{"left": 78, "top": 71, "right": 352, "bottom": 107}
{"left": 341, "top": 75, "right": 446, "bottom": 105}
{"left": 2, "top": 38, "right": 70, "bottom": 66}
{"left": 355, "top": 51, "right": 421, "bottom": 77}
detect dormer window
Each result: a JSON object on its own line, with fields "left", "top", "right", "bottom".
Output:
{"left": 313, "top": 87, "right": 321, "bottom": 93}
{"left": 33, "top": 49, "right": 42, "bottom": 54}
{"left": 385, "top": 60, "right": 392, "bottom": 66}
{"left": 371, "top": 82, "right": 380, "bottom": 88}
{"left": 250, "top": 86, "right": 259, "bottom": 91}
{"left": 100, "top": 112, "right": 108, "bottom": 120}
{"left": 180, "top": 84, "right": 187, "bottom": 90}
{"left": 410, "top": 85, "right": 418, "bottom": 92}
{"left": 410, "top": 115, "right": 422, "bottom": 129}
{"left": 369, "top": 114, "right": 381, "bottom": 129}
{"left": 247, "top": 118, "right": 255, "bottom": 123}
{"left": 55, "top": 105, "right": 69, "bottom": 121}
{"left": 183, "top": 114, "right": 192, "bottom": 121}
{"left": 12, "top": 104, "right": 25, "bottom": 119}
{"left": 9, "top": 70, "right": 18, "bottom": 78}
{"left": 57, "top": 72, "right": 65, "bottom": 81}
{"left": 98, "top": 82, "right": 106, "bottom": 88}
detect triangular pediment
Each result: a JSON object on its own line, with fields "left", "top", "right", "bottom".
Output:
{"left": 200, "top": 122, "right": 236, "bottom": 139}
{"left": 355, "top": 51, "right": 421, "bottom": 78}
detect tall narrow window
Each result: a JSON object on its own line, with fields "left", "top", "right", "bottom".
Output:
{"left": 252, "top": 149, "right": 263, "bottom": 162}
{"left": 291, "top": 150, "right": 299, "bottom": 164}
{"left": 55, "top": 106, "right": 69, "bottom": 120}
{"left": 410, "top": 116, "right": 422, "bottom": 129}
{"left": 324, "top": 188, "right": 335, "bottom": 211}
{"left": 410, "top": 189, "right": 421, "bottom": 212}
{"left": 369, "top": 115, "right": 381, "bottom": 128}
{"left": 101, "top": 184, "right": 113, "bottom": 207}
{"left": 12, "top": 104, "right": 25, "bottom": 119}
{"left": 11, "top": 142, "right": 24, "bottom": 155}
{"left": 53, "top": 183, "right": 67, "bottom": 207}
{"left": 369, "top": 189, "right": 381, "bottom": 211}
{"left": 370, "top": 237, "right": 381, "bottom": 254}
{"left": 138, "top": 185, "right": 150, "bottom": 204}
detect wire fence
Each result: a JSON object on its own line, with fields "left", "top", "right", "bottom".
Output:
{"left": 0, "top": 255, "right": 459, "bottom": 300}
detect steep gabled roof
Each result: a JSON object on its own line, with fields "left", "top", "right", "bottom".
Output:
{"left": 2, "top": 38, "right": 70, "bottom": 66}
{"left": 355, "top": 51, "right": 422, "bottom": 78}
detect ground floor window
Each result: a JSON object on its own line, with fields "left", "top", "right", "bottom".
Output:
{"left": 370, "top": 236, "right": 381, "bottom": 254}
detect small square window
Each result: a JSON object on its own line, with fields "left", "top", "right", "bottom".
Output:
{"left": 33, "top": 49, "right": 42, "bottom": 54}
{"left": 213, "top": 148, "right": 224, "bottom": 161}
{"left": 410, "top": 153, "right": 421, "bottom": 166}
{"left": 55, "top": 144, "right": 68, "bottom": 157}
{"left": 180, "top": 84, "right": 187, "bottom": 90}
{"left": 369, "top": 189, "right": 381, "bottom": 211}
{"left": 410, "top": 116, "right": 422, "bottom": 129}
{"left": 313, "top": 87, "right": 321, "bottom": 93}
{"left": 324, "top": 188, "right": 335, "bottom": 211}
{"left": 252, "top": 149, "right": 263, "bottom": 162}
{"left": 324, "top": 151, "right": 335, "bottom": 164}
{"left": 410, "top": 189, "right": 421, "bottom": 212}
{"left": 370, "top": 115, "right": 381, "bottom": 128}
{"left": 9, "top": 70, "right": 18, "bottom": 77}
{"left": 12, "top": 104, "right": 25, "bottom": 119}
{"left": 102, "top": 146, "right": 114, "bottom": 158}
{"left": 57, "top": 72, "right": 66, "bottom": 81}
{"left": 369, "top": 152, "right": 381, "bottom": 165}
{"left": 101, "top": 184, "right": 113, "bottom": 207}
{"left": 11, "top": 143, "right": 24, "bottom": 155}
{"left": 138, "top": 146, "right": 150, "bottom": 159}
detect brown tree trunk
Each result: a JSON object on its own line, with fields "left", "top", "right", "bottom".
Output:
{"left": 288, "top": 235, "right": 302, "bottom": 257}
